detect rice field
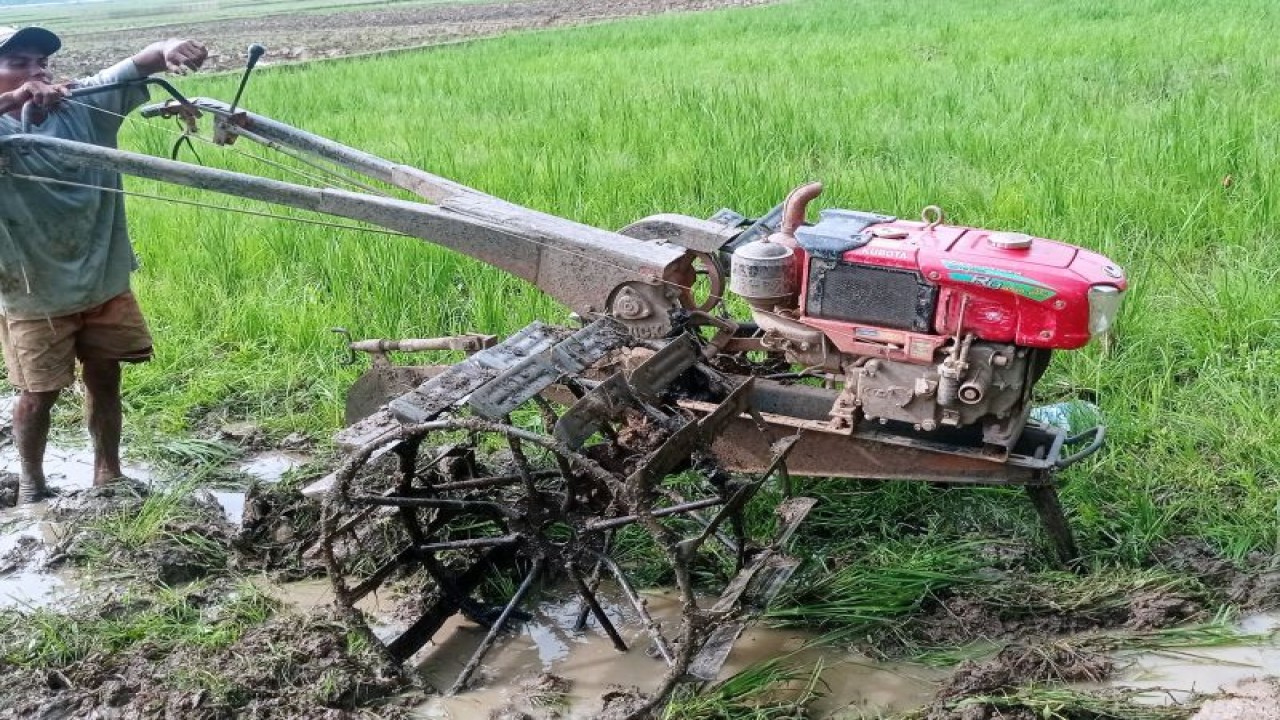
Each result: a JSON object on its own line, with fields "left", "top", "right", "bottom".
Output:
{"left": 106, "top": 0, "right": 1280, "bottom": 565}
{"left": 8, "top": 0, "right": 1279, "bottom": 705}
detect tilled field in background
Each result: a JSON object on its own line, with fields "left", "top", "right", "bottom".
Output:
{"left": 49, "top": 0, "right": 780, "bottom": 77}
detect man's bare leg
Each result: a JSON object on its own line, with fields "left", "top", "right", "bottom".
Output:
{"left": 14, "top": 389, "right": 59, "bottom": 503}
{"left": 82, "top": 359, "right": 124, "bottom": 486}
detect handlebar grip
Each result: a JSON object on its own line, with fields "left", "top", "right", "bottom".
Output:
{"left": 20, "top": 78, "right": 194, "bottom": 133}
{"left": 247, "top": 44, "right": 266, "bottom": 69}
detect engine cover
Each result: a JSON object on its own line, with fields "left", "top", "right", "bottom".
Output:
{"left": 792, "top": 208, "right": 1127, "bottom": 356}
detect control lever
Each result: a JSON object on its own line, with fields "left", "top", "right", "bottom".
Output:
{"left": 229, "top": 43, "right": 267, "bottom": 115}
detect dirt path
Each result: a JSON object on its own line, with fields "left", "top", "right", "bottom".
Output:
{"left": 52, "top": 0, "right": 780, "bottom": 77}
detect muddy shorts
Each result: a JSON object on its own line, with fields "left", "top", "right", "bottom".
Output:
{"left": 0, "top": 291, "right": 153, "bottom": 393}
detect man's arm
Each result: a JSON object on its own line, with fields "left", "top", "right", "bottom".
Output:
{"left": 129, "top": 39, "right": 208, "bottom": 77}
{"left": 1, "top": 39, "right": 205, "bottom": 114}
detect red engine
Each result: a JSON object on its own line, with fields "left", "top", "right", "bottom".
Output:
{"left": 727, "top": 183, "right": 1127, "bottom": 449}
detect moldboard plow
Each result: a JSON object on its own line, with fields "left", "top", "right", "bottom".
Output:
{"left": 0, "top": 53, "right": 1125, "bottom": 711}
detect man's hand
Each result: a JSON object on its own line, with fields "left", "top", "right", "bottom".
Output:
{"left": 161, "top": 39, "right": 208, "bottom": 75}
{"left": 132, "top": 39, "right": 208, "bottom": 77}
{"left": 0, "top": 80, "right": 69, "bottom": 116}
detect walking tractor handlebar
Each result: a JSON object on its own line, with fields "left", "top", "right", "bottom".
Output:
{"left": 20, "top": 77, "right": 196, "bottom": 133}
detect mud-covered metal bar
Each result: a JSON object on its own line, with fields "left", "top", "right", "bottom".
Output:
{"left": 0, "top": 134, "right": 692, "bottom": 327}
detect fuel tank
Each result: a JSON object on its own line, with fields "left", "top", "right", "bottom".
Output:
{"left": 788, "top": 209, "right": 1127, "bottom": 355}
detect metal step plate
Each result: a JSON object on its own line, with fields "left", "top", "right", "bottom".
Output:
{"left": 390, "top": 321, "right": 565, "bottom": 424}
{"left": 308, "top": 323, "right": 565, "bottom": 497}
{"left": 468, "top": 317, "right": 629, "bottom": 420}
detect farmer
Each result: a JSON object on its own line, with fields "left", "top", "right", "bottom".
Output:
{"left": 0, "top": 27, "right": 208, "bottom": 503}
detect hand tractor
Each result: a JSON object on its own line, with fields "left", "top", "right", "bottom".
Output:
{"left": 0, "top": 53, "right": 1125, "bottom": 712}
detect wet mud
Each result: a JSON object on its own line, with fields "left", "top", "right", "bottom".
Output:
{"left": 905, "top": 583, "right": 1206, "bottom": 651}
{"left": 6, "top": 457, "right": 1280, "bottom": 719}
{"left": 886, "top": 537, "right": 1280, "bottom": 657}
{"left": 0, "top": 442, "right": 378, "bottom": 718}
{"left": 938, "top": 644, "right": 1115, "bottom": 700}
{"left": 5, "top": 419, "right": 1280, "bottom": 720}
{"left": 0, "top": 513, "right": 69, "bottom": 610}
{"left": 1193, "top": 678, "right": 1280, "bottom": 720}
{"left": 47, "top": 483, "right": 234, "bottom": 585}
{"left": 232, "top": 474, "right": 327, "bottom": 580}
{"left": 886, "top": 539, "right": 1280, "bottom": 720}
{"left": 0, "top": 597, "right": 409, "bottom": 720}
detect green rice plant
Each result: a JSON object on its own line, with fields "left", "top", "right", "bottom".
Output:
{"left": 769, "top": 538, "right": 985, "bottom": 631}
{"left": 128, "top": 436, "right": 239, "bottom": 469}
{"left": 663, "top": 658, "right": 823, "bottom": 720}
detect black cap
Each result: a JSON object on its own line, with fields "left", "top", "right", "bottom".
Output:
{"left": 0, "top": 27, "right": 62, "bottom": 57}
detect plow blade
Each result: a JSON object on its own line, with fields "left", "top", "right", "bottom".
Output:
{"left": 688, "top": 495, "right": 816, "bottom": 682}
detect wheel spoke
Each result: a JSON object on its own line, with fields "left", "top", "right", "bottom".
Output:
{"left": 447, "top": 560, "right": 544, "bottom": 695}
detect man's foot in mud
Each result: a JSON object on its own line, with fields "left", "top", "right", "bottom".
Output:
{"left": 92, "top": 476, "right": 150, "bottom": 498}
{"left": 17, "top": 461, "right": 49, "bottom": 502}
{"left": 17, "top": 473, "right": 50, "bottom": 505}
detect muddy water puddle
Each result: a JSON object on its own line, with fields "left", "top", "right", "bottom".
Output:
{"left": 0, "top": 441, "right": 154, "bottom": 498}
{"left": 240, "top": 567, "right": 1280, "bottom": 718}
{"left": 0, "top": 443, "right": 306, "bottom": 524}
{"left": 0, "top": 514, "right": 72, "bottom": 609}
{"left": 258, "top": 578, "right": 941, "bottom": 718}
{"left": 234, "top": 450, "right": 309, "bottom": 483}
{"left": 404, "top": 589, "right": 941, "bottom": 719}
{"left": 0, "top": 394, "right": 314, "bottom": 611}
{"left": 268, "top": 576, "right": 1280, "bottom": 719}
{"left": 1104, "top": 613, "right": 1280, "bottom": 703}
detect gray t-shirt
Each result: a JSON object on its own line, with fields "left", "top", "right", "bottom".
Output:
{"left": 0, "top": 60, "right": 150, "bottom": 319}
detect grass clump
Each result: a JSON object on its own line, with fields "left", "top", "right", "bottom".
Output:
{"left": 663, "top": 659, "right": 822, "bottom": 720}
{"left": 0, "top": 580, "right": 276, "bottom": 670}
{"left": 769, "top": 537, "right": 986, "bottom": 633}
{"left": 62, "top": 478, "right": 234, "bottom": 585}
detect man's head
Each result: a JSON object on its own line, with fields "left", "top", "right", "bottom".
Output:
{"left": 0, "top": 27, "right": 60, "bottom": 57}
{"left": 0, "top": 27, "right": 61, "bottom": 94}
